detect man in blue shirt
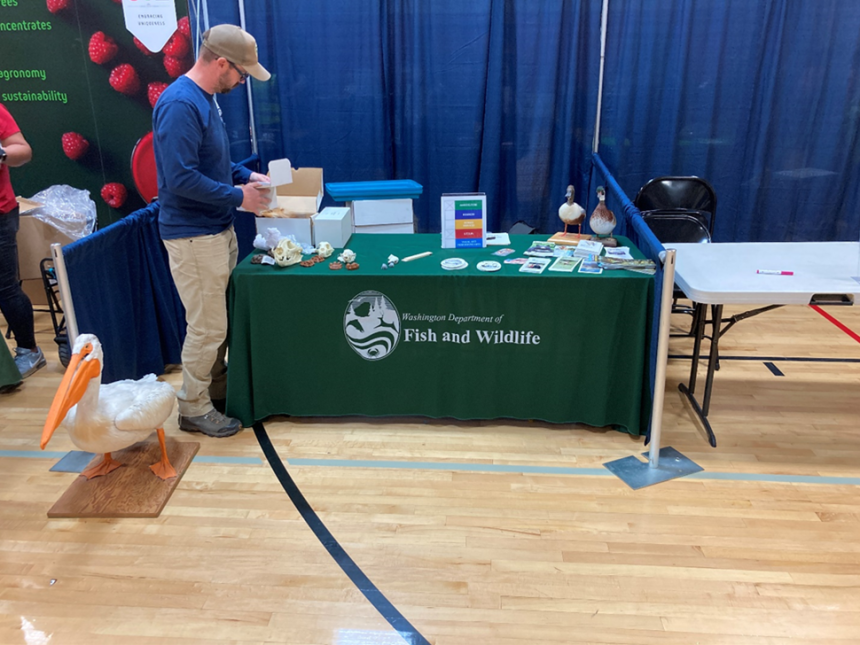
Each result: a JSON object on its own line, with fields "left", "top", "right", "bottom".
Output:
{"left": 153, "top": 24, "right": 271, "bottom": 437}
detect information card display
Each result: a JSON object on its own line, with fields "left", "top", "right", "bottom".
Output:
{"left": 441, "top": 193, "right": 486, "bottom": 249}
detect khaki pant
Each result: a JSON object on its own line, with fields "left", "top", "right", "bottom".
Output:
{"left": 163, "top": 227, "right": 238, "bottom": 417}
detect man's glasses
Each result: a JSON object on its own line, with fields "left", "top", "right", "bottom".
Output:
{"left": 227, "top": 60, "right": 249, "bottom": 82}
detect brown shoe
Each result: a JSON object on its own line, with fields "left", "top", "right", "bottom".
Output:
{"left": 178, "top": 410, "right": 241, "bottom": 438}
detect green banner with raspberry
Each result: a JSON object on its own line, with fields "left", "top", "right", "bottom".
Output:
{"left": 0, "top": 0, "right": 189, "bottom": 227}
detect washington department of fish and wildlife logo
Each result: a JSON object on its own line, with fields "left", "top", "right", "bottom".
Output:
{"left": 343, "top": 291, "right": 402, "bottom": 360}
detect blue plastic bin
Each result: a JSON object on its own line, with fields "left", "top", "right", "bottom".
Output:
{"left": 325, "top": 180, "right": 423, "bottom": 202}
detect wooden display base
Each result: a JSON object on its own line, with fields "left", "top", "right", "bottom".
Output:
{"left": 598, "top": 236, "right": 619, "bottom": 248}
{"left": 47, "top": 438, "right": 199, "bottom": 518}
{"left": 548, "top": 231, "right": 593, "bottom": 246}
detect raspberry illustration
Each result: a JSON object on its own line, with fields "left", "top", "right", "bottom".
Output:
{"left": 109, "top": 64, "right": 140, "bottom": 95}
{"left": 163, "top": 55, "right": 191, "bottom": 78}
{"left": 101, "top": 183, "right": 128, "bottom": 208}
{"left": 177, "top": 16, "right": 190, "bottom": 39}
{"left": 88, "top": 32, "right": 118, "bottom": 65}
{"left": 46, "top": 0, "right": 69, "bottom": 14}
{"left": 133, "top": 36, "right": 154, "bottom": 56}
{"left": 163, "top": 32, "right": 190, "bottom": 58}
{"left": 147, "top": 82, "right": 169, "bottom": 109}
{"left": 61, "top": 132, "right": 89, "bottom": 160}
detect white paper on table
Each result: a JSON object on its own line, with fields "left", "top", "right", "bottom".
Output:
{"left": 486, "top": 232, "right": 510, "bottom": 246}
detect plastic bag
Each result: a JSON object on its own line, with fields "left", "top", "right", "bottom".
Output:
{"left": 26, "top": 185, "right": 97, "bottom": 240}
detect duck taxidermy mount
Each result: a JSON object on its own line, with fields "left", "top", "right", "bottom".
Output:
{"left": 557, "top": 185, "right": 586, "bottom": 239}
{"left": 590, "top": 185, "right": 618, "bottom": 247}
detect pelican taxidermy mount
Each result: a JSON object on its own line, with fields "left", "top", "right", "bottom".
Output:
{"left": 41, "top": 333, "right": 178, "bottom": 480}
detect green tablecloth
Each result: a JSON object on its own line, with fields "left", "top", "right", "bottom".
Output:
{"left": 226, "top": 234, "right": 653, "bottom": 434}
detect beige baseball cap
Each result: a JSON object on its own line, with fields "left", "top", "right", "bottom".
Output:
{"left": 202, "top": 24, "right": 270, "bottom": 82}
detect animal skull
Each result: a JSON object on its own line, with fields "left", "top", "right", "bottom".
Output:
{"left": 338, "top": 249, "right": 356, "bottom": 264}
{"left": 273, "top": 238, "right": 302, "bottom": 267}
{"left": 317, "top": 242, "right": 334, "bottom": 258}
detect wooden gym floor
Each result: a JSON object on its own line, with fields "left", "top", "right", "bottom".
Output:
{"left": 1, "top": 304, "right": 859, "bottom": 645}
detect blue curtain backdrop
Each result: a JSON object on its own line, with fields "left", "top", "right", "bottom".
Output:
{"left": 202, "top": 0, "right": 860, "bottom": 243}
{"left": 207, "top": 0, "right": 600, "bottom": 235}
{"left": 191, "top": 1, "right": 255, "bottom": 164}
{"left": 598, "top": 0, "right": 860, "bottom": 242}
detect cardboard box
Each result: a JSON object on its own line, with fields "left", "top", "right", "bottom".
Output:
{"left": 254, "top": 166, "right": 324, "bottom": 246}
{"left": 352, "top": 198, "right": 414, "bottom": 228}
{"left": 16, "top": 197, "right": 41, "bottom": 215}
{"left": 21, "top": 278, "right": 48, "bottom": 307}
{"left": 17, "top": 212, "right": 74, "bottom": 281}
{"left": 275, "top": 167, "right": 323, "bottom": 216}
{"left": 355, "top": 222, "right": 415, "bottom": 235}
{"left": 255, "top": 214, "right": 316, "bottom": 247}
{"left": 314, "top": 207, "right": 352, "bottom": 248}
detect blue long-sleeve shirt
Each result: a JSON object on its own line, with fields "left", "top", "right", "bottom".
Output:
{"left": 153, "top": 76, "right": 252, "bottom": 240}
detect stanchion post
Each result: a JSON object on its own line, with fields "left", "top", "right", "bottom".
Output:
{"left": 648, "top": 248, "right": 676, "bottom": 468}
{"left": 51, "top": 243, "right": 78, "bottom": 343}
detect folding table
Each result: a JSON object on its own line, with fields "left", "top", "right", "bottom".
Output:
{"left": 667, "top": 241, "right": 860, "bottom": 446}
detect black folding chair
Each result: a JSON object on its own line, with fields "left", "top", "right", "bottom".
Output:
{"left": 635, "top": 175, "right": 717, "bottom": 239}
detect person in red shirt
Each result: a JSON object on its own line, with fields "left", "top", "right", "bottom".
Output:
{"left": 0, "top": 103, "right": 45, "bottom": 379}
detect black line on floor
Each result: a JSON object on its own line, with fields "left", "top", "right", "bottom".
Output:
{"left": 763, "top": 361, "right": 784, "bottom": 376}
{"left": 254, "top": 422, "right": 430, "bottom": 645}
{"left": 669, "top": 355, "right": 860, "bottom": 363}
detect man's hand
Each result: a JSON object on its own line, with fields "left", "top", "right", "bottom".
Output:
{"left": 240, "top": 181, "right": 271, "bottom": 215}
{"left": 249, "top": 171, "right": 269, "bottom": 183}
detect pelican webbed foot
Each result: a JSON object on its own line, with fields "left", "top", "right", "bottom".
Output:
{"left": 149, "top": 428, "right": 177, "bottom": 480}
{"left": 82, "top": 453, "right": 122, "bottom": 479}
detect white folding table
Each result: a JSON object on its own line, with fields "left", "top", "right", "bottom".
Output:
{"left": 665, "top": 242, "right": 860, "bottom": 446}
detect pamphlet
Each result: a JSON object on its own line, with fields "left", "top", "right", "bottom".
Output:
{"left": 523, "top": 241, "right": 556, "bottom": 257}
{"left": 578, "top": 254, "right": 603, "bottom": 274}
{"left": 492, "top": 247, "right": 516, "bottom": 256}
{"left": 598, "top": 257, "right": 657, "bottom": 275}
{"left": 504, "top": 257, "right": 528, "bottom": 264}
{"left": 549, "top": 256, "right": 582, "bottom": 272}
{"left": 604, "top": 246, "right": 633, "bottom": 259}
{"left": 519, "top": 257, "right": 551, "bottom": 274}
{"left": 573, "top": 239, "right": 604, "bottom": 258}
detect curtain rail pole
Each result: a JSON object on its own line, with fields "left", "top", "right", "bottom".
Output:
{"left": 592, "top": 0, "right": 609, "bottom": 154}
{"left": 237, "top": 0, "right": 259, "bottom": 157}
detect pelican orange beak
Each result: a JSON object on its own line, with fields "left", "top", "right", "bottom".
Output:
{"left": 41, "top": 342, "right": 101, "bottom": 450}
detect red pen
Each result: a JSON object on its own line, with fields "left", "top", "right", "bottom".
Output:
{"left": 756, "top": 269, "right": 793, "bottom": 276}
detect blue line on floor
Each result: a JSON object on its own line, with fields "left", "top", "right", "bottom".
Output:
{"left": 288, "top": 458, "right": 609, "bottom": 476}
{"left": 0, "top": 450, "right": 262, "bottom": 465}
{"left": 255, "top": 423, "right": 430, "bottom": 645}
{"left": 192, "top": 456, "right": 263, "bottom": 465}
{"left": 287, "top": 458, "right": 860, "bottom": 486}
{"left": 669, "top": 354, "right": 860, "bottom": 363}
{"left": 763, "top": 361, "right": 785, "bottom": 376}
{"left": 4, "top": 450, "right": 858, "bottom": 486}
{"left": 0, "top": 450, "right": 67, "bottom": 459}
{"left": 688, "top": 472, "right": 860, "bottom": 485}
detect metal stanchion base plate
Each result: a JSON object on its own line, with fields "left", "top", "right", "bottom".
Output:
{"left": 604, "top": 446, "right": 703, "bottom": 489}
{"left": 50, "top": 450, "right": 97, "bottom": 473}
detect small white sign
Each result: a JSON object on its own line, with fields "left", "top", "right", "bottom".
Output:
{"left": 122, "top": 0, "right": 178, "bottom": 53}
